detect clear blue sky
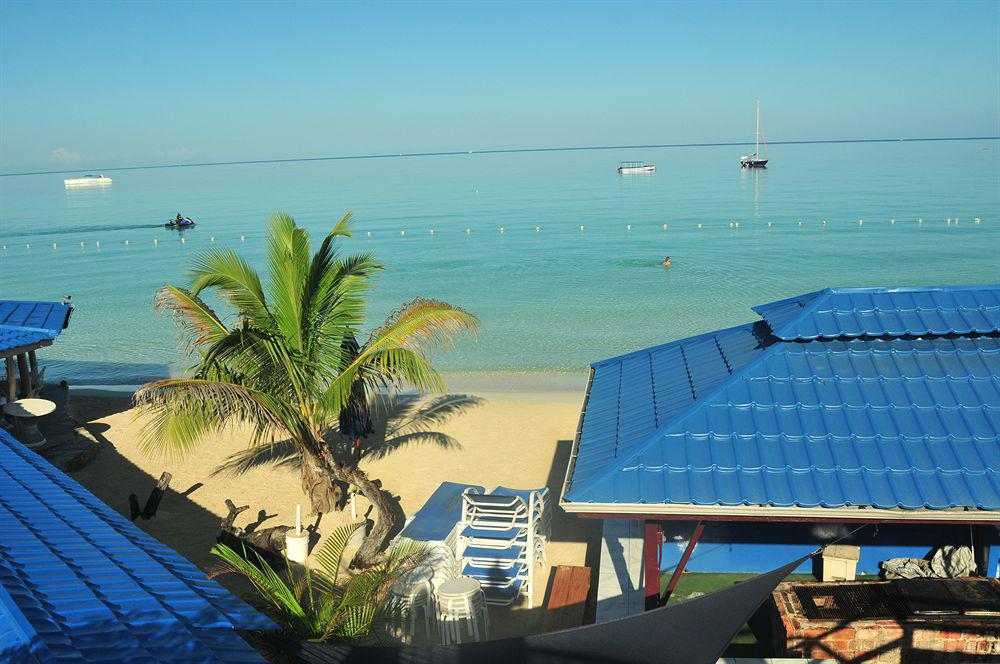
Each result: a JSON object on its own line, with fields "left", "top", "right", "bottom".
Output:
{"left": 1, "top": 1, "right": 997, "bottom": 173}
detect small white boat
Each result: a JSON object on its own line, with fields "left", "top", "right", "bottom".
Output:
{"left": 618, "top": 161, "right": 656, "bottom": 174}
{"left": 64, "top": 174, "right": 112, "bottom": 187}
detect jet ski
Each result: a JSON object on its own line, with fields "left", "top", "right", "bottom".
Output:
{"left": 165, "top": 214, "right": 196, "bottom": 228}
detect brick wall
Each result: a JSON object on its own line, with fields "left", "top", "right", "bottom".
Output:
{"left": 772, "top": 581, "right": 1000, "bottom": 663}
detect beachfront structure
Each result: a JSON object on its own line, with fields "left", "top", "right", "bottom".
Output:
{"left": 1, "top": 299, "right": 73, "bottom": 401}
{"left": 0, "top": 427, "right": 272, "bottom": 661}
{"left": 560, "top": 285, "right": 1000, "bottom": 616}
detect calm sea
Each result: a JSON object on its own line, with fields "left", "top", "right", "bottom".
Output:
{"left": 1, "top": 140, "right": 998, "bottom": 385}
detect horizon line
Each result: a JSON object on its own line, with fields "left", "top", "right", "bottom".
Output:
{"left": 2, "top": 134, "right": 997, "bottom": 178}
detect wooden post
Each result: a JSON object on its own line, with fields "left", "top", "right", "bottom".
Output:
{"left": 140, "top": 472, "right": 173, "bottom": 519}
{"left": 16, "top": 354, "right": 31, "bottom": 398}
{"left": 644, "top": 521, "right": 663, "bottom": 610}
{"left": 660, "top": 521, "right": 706, "bottom": 606}
{"left": 27, "top": 351, "right": 38, "bottom": 384}
{"left": 4, "top": 357, "right": 15, "bottom": 403}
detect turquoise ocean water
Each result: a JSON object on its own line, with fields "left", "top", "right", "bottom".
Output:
{"left": 1, "top": 139, "right": 998, "bottom": 385}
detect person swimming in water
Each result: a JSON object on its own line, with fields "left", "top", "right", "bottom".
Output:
{"left": 662, "top": 256, "right": 671, "bottom": 267}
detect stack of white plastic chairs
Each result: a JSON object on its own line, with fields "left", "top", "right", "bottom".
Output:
{"left": 456, "top": 486, "right": 550, "bottom": 608}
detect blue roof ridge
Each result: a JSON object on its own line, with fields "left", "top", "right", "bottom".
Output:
{"left": 590, "top": 320, "right": 762, "bottom": 369}
{"left": 751, "top": 288, "right": 828, "bottom": 314}
{"left": 758, "top": 284, "right": 1000, "bottom": 341}
{"left": 755, "top": 287, "right": 834, "bottom": 341}
{"left": 567, "top": 322, "right": 784, "bottom": 502}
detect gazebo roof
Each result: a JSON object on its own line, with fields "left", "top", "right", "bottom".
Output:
{"left": 0, "top": 429, "right": 272, "bottom": 662}
{"left": 0, "top": 300, "right": 73, "bottom": 357}
{"left": 561, "top": 285, "right": 1000, "bottom": 522}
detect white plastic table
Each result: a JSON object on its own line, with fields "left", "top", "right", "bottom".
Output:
{"left": 3, "top": 398, "right": 56, "bottom": 449}
{"left": 436, "top": 576, "right": 489, "bottom": 644}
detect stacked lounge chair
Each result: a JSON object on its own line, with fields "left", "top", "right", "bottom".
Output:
{"left": 395, "top": 482, "right": 485, "bottom": 591}
{"left": 457, "top": 486, "right": 550, "bottom": 608}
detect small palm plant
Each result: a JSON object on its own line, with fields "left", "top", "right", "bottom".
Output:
{"left": 135, "top": 211, "right": 479, "bottom": 565}
{"left": 211, "top": 522, "right": 425, "bottom": 644}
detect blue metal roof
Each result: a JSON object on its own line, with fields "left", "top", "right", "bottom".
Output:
{"left": 0, "top": 326, "right": 55, "bottom": 354}
{"left": 0, "top": 429, "right": 271, "bottom": 662}
{"left": 753, "top": 285, "right": 1000, "bottom": 341}
{"left": 0, "top": 300, "right": 73, "bottom": 335}
{"left": 0, "top": 300, "right": 73, "bottom": 355}
{"left": 564, "top": 285, "right": 1000, "bottom": 514}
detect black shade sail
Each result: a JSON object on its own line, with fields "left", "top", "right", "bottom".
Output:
{"left": 290, "top": 555, "right": 809, "bottom": 664}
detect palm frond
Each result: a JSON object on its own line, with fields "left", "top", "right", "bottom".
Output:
{"left": 314, "top": 522, "right": 364, "bottom": 588}
{"left": 154, "top": 285, "right": 229, "bottom": 352}
{"left": 265, "top": 212, "right": 312, "bottom": 352}
{"left": 210, "top": 543, "right": 306, "bottom": 619}
{"left": 189, "top": 248, "right": 271, "bottom": 325}
{"left": 133, "top": 378, "right": 288, "bottom": 457}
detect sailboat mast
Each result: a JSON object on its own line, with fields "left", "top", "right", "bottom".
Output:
{"left": 755, "top": 100, "right": 760, "bottom": 156}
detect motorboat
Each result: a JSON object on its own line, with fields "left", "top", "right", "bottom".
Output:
{"left": 64, "top": 174, "right": 112, "bottom": 186}
{"left": 618, "top": 161, "right": 656, "bottom": 174}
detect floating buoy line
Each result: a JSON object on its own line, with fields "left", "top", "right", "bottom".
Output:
{"left": 0, "top": 217, "right": 987, "bottom": 253}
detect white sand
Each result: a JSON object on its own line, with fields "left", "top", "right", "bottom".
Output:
{"left": 69, "top": 378, "right": 601, "bottom": 637}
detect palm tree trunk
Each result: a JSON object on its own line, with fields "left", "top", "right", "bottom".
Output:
{"left": 322, "top": 457, "right": 397, "bottom": 568}
{"left": 300, "top": 448, "right": 342, "bottom": 514}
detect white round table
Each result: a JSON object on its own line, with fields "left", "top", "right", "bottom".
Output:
{"left": 3, "top": 398, "right": 56, "bottom": 449}
{"left": 436, "top": 576, "right": 489, "bottom": 644}
{"left": 437, "top": 576, "right": 482, "bottom": 599}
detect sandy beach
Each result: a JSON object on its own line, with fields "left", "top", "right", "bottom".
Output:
{"left": 68, "top": 374, "right": 601, "bottom": 638}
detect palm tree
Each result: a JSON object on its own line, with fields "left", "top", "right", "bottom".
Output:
{"left": 210, "top": 522, "right": 425, "bottom": 645}
{"left": 135, "top": 211, "right": 479, "bottom": 566}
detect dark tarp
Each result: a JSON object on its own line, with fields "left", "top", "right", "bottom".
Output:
{"left": 289, "top": 554, "right": 809, "bottom": 664}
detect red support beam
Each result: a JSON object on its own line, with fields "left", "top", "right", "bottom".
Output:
{"left": 660, "top": 521, "right": 706, "bottom": 606}
{"left": 643, "top": 521, "right": 663, "bottom": 611}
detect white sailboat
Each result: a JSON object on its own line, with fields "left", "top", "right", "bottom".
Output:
{"left": 739, "top": 100, "right": 768, "bottom": 168}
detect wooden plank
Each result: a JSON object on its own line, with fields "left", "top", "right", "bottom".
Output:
{"left": 0, "top": 340, "right": 52, "bottom": 360}
{"left": 543, "top": 565, "right": 592, "bottom": 632}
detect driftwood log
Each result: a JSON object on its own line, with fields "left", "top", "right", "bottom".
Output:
{"left": 219, "top": 499, "right": 295, "bottom": 555}
{"left": 129, "top": 471, "right": 172, "bottom": 521}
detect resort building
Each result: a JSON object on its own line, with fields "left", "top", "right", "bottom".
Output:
{"left": 560, "top": 286, "right": 1000, "bottom": 619}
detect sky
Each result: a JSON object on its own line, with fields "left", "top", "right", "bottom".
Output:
{"left": 0, "top": 1, "right": 998, "bottom": 173}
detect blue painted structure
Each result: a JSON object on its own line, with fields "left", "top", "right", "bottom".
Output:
{"left": 0, "top": 300, "right": 72, "bottom": 335}
{"left": 562, "top": 285, "right": 1000, "bottom": 575}
{"left": 564, "top": 285, "right": 1000, "bottom": 513}
{"left": 0, "top": 429, "right": 272, "bottom": 662}
{"left": 0, "top": 300, "right": 72, "bottom": 355}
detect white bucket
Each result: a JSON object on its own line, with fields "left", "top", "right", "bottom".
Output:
{"left": 285, "top": 532, "right": 309, "bottom": 564}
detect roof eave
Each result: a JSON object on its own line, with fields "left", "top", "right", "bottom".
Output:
{"left": 559, "top": 500, "right": 1000, "bottom": 523}
{"left": 0, "top": 339, "right": 53, "bottom": 359}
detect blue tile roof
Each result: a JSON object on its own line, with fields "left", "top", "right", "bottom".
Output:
{"left": 753, "top": 285, "right": 1000, "bottom": 341}
{"left": 0, "top": 300, "right": 73, "bottom": 335}
{"left": 0, "top": 300, "right": 73, "bottom": 355}
{"left": 0, "top": 326, "right": 55, "bottom": 354}
{"left": 564, "top": 285, "right": 1000, "bottom": 515}
{"left": 0, "top": 429, "right": 271, "bottom": 662}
